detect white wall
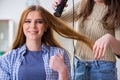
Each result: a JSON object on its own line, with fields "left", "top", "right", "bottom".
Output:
{"left": 0, "top": 0, "right": 120, "bottom": 80}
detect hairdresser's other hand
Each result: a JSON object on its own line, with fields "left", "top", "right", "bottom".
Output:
{"left": 49, "top": 50, "right": 67, "bottom": 73}
{"left": 52, "top": 0, "right": 68, "bottom": 10}
{"left": 93, "top": 33, "right": 114, "bottom": 60}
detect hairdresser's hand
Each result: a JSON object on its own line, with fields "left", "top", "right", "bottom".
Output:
{"left": 93, "top": 33, "right": 114, "bottom": 60}
{"left": 49, "top": 50, "right": 67, "bottom": 73}
{"left": 52, "top": 0, "right": 68, "bottom": 10}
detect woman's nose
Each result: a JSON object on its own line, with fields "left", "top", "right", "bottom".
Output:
{"left": 30, "top": 22, "right": 36, "bottom": 28}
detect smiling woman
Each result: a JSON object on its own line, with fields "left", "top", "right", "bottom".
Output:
{"left": 0, "top": 5, "right": 93, "bottom": 80}
{"left": 23, "top": 11, "right": 46, "bottom": 46}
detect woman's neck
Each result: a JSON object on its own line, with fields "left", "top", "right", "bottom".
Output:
{"left": 26, "top": 39, "right": 42, "bottom": 51}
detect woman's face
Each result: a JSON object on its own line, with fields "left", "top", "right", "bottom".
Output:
{"left": 23, "top": 11, "right": 46, "bottom": 41}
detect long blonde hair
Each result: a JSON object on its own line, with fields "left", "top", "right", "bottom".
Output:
{"left": 12, "top": 5, "right": 93, "bottom": 50}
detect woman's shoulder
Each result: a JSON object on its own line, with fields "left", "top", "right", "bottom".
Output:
{"left": 0, "top": 45, "right": 26, "bottom": 61}
{"left": 0, "top": 49, "right": 18, "bottom": 61}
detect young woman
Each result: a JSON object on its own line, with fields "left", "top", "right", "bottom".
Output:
{"left": 0, "top": 5, "right": 93, "bottom": 80}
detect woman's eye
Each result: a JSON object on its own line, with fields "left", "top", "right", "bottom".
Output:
{"left": 36, "top": 20, "right": 44, "bottom": 24}
{"left": 25, "top": 20, "right": 31, "bottom": 23}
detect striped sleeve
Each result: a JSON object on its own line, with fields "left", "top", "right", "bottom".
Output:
{"left": 0, "top": 54, "right": 11, "bottom": 80}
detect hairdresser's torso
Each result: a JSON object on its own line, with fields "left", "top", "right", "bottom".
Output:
{"left": 75, "top": 3, "right": 115, "bottom": 61}
{"left": 62, "top": 0, "right": 118, "bottom": 62}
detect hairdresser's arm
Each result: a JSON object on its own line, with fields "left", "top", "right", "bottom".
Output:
{"left": 93, "top": 33, "right": 120, "bottom": 59}
{"left": 114, "top": 26, "right": 120, "bottom": 57}
{"left": 107, "top": 34, "right": 120, "bottom": 55}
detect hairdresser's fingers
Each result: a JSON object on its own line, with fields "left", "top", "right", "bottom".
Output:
{"left": 101, "top": 43, "right": 107, "bottom": 57}
{"left": 93, "top": 42, "right": 103, "bottom": 60}
{"left": 94, "top": 46, "right": 99, "bottom": 59}
{"left": 97, "top": 46, "right": 104, "bottom": 59}
{"left": 52, "top": 0, "right": 61, "bottom": 7}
